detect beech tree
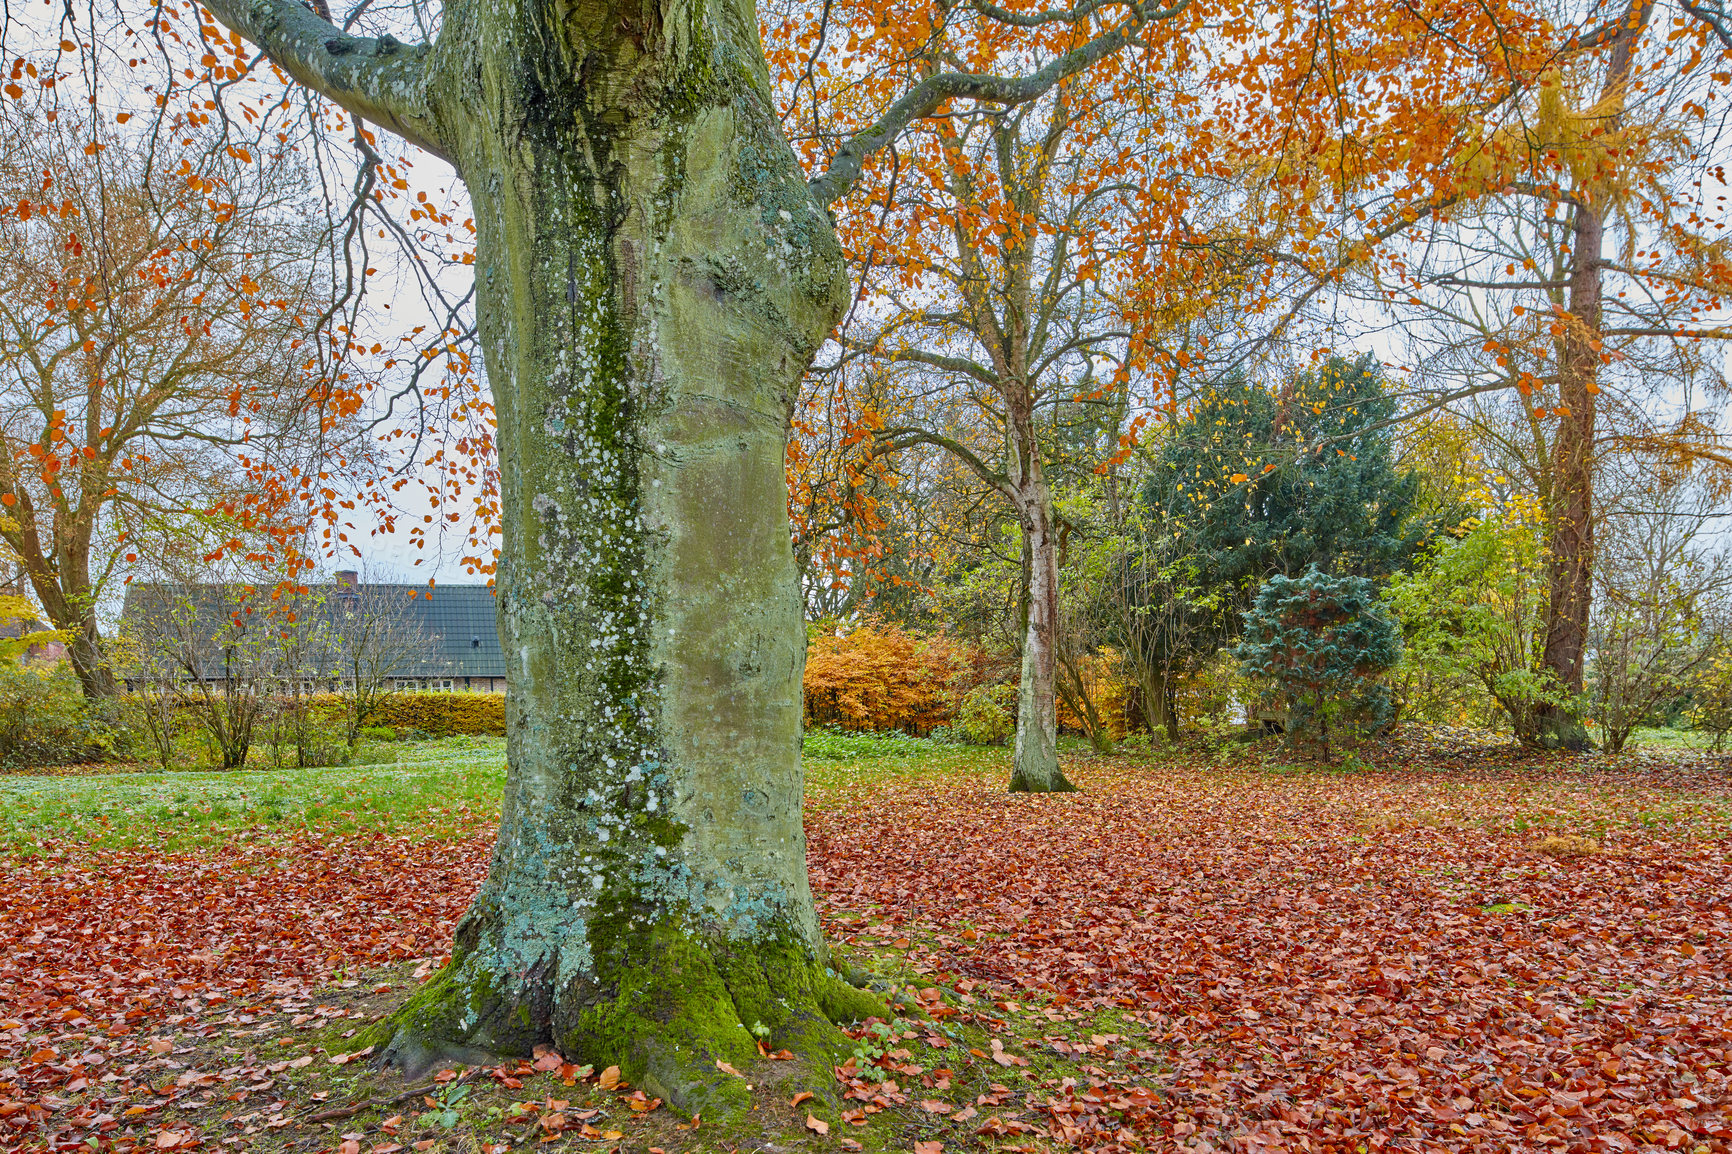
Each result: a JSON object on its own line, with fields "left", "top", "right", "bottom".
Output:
{"left": 841, "top": 87, "right": 1147, "bottom": 793}
{"left": 176, "top": 0, "right": 1202, "bottom": 1111}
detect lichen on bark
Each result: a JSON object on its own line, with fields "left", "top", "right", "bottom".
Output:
{"left": 325, "top": 0, "right": 881, "bottom": 1113}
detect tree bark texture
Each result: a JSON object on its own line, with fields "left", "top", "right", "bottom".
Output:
{"left": 1536, "top": 201, "right": 1601, "bottom": 751}
{"left": 12, "top": 538, "right": 114, "bottom": 697}
{"left": 1534, "top": 0, "right": 1650, "bottom": 751}
{"left": 202, "top": 0, "right": 883, "bottom": 1112}
{"left": 1008, "top": 479, "right": 1075, "bottom": 792}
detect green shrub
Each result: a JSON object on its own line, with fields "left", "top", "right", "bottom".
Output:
{"left": 956, "top": 684, "right": 1015, "bottom": 747}
{"left": 359, "top": 725, "right": 398, "bottom": 743}
{"left": 1236, "top": 568, "right": 1400, "bottom": 760}
{"left": 0, "top": 662, "right": 115, "bottom": 768}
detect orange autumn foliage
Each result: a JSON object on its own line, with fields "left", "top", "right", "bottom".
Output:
{"left": 803, "top": 620, "right": 982, "bottom": 735}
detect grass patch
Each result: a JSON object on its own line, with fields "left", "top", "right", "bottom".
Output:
{"left": 803, "top": 744, "right": 1008, "bottom": 798}
{"left": 0, "top": 736, "right": 507, "bottom": 854}
{"left": 1592, "top": 725, "right": 1717, "bottom": 750}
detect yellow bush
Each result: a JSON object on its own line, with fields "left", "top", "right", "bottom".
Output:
{"left": 1057, "top": 649, "right": 1133, "bottom": 739}
{"left": 306, "top": 692, "right": 505, "bottom": 736}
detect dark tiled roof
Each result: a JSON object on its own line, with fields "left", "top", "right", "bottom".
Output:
{"left": 377, "top": 584, "right": 505, "bottom": 678}
{"left": 120, "top": 582, "right": 504, "bottom": 680}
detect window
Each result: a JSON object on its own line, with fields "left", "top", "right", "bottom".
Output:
{"left": 393, "top": 678, "right": 421, "bottom": 691}
{"left": 428, "top": 679, "right": 455, "bottom": 693}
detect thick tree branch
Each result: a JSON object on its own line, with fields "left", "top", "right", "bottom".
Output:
{"left": 1432, "top": 274, "right": 1571, "bottom": 290}
{"left": 874, "top": 426, "right": 1011, "bottom": 493}
{"left": 200, "top": 0, "right": 449, "bottom": 161}
{"left": 884, "top": 346, "right": 1001, "bottom": 388}
{"left": 808, "top": 0, "right": 1188, "bottom": 206}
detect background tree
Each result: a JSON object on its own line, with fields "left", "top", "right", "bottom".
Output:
{"left": 829, "top": 80, "right": 1158, "bottom": 791}
{"left": 126, "top": 578, "right": 284, "bottom": 770}
{"left": 0, "top": 93, "right": 337, "bottom": 697}
{"left": 1117, "top": 356, "right": 1434, "bottom": 737}
{"left": 1587, "top": 467, "right": 1732, "bottom": 751}
{"left": 262, "top": 584, "right": 338, "bottom": 768}
{"left": 330, "top": 573, "right": 439, "bottom": 748}
{"left": 108, "top": 620, "right": 182, "bottom": 771}
{"left": 1383, "top": 502, "right": 1562, "bottom": 739}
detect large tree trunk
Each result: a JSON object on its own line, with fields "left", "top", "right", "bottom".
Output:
{"left": 262, "top": 0, "right": 886, "bottom": 1113}
{"left": 1008, "top": 487, "right": 1076, "bottom": 792}
{"left": 16, "top": 554, "right": 113, "bottom": 697}
{"left": 202, "top": 0, "right": 1141, "bottom": 1106}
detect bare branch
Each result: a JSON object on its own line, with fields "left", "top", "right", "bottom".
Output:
{"left": 873, "top": 426, "right": 1011, "bottom": 493}
{"left": 1681, "top": 0, "right": 1732, "bottom": 48}
{"left": 200, "top": 0, "right": 449, "bottom": 160}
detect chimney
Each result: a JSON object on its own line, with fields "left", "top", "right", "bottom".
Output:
{"left": 336, "top": 570, "right": 359, "bottom": 587}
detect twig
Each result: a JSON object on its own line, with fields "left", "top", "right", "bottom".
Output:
{"left": 302, "top": 1066, "right": 478, "bottom": 1124}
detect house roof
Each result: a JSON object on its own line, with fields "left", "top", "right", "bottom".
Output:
{"left": 120, "top": 581, "right": 504, "bottom": 680}
{"left": 378, "top": 583, "right": 505, "bottom": 678}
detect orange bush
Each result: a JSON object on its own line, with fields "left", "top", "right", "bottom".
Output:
{"left": 804, "top": 620, "right": 980, "bottom": 734}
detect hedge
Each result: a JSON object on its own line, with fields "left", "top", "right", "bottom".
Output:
{"left": 307, "top": 692, "right": 505, "bottom": 737}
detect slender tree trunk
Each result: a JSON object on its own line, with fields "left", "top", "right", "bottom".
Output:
{"left": 1008, "top": 487, "right": 1076, "bottom": 791}
{"left": 1157, "top": 668, "right": 1178, "bottom": 742}
{"left": 1535, "top": 200, "right": 1600, "bottom": 751}
{"left": 305, "top": 0, "right": 886, "bottom": 1110}
{"left": 1534, "top": 0, "right": 1649, "bottom": 751}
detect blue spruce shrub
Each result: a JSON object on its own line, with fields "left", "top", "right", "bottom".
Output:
{"left": 1235, "top": 567, "right": 1401, "bottom": 759}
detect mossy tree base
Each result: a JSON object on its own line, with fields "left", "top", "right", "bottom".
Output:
{"left": 361, "top": 919, "right": 886, "bottom": 1117}
{"left": 1007, "top": 766, "right": 1079, "bottom": 793}
{"left": 208, "top": 0, "right": 875, "bottom": 1122}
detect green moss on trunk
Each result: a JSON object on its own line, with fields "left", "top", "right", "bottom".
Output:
{"left": 366, "top": 919, "right": 885, "bottom": 1115}
{"left": 341, "top": 0, "right": 858, "bottom": 1119}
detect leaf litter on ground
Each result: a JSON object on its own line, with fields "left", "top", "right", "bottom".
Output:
{"left": 2, "top": 735, "right": 1729, "bottom": 1153}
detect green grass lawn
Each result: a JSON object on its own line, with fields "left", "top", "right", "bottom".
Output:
{"left": 0, "top": 737, "right": 509, "bottom": 853}
{"left": 0, "top": 733, "right": 1016, "bottom": 854}
{"left": 14, "top": 722, "right": 1724, "bottom": 858}
{"left": 1601, "top": 725, "right": 1719, "bottom": 750}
